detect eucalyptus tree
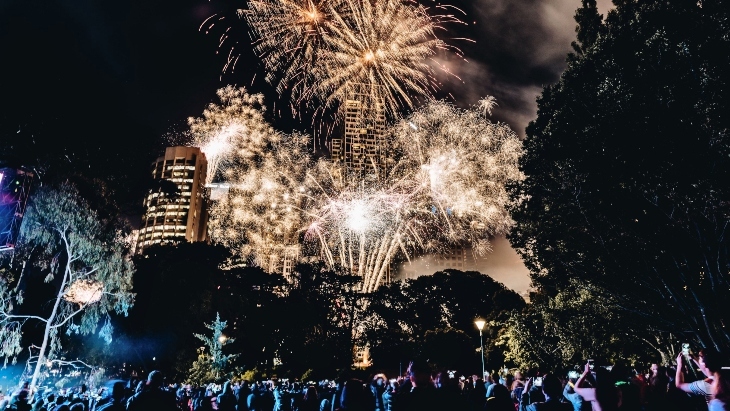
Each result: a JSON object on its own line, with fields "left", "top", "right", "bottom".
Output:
{"left": 0, "top": 183, "right": 134, "bottom": 389}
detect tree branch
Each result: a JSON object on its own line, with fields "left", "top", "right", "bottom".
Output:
{"left": 0, "top": 313, "right": 49, "bottom": 324}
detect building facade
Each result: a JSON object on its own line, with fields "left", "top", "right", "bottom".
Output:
{"left": 330, "top": 83, "right": 388, "bottom": 181}
{"left": 434, "top": 246, "right": 468, "bottom": 270}
{"left": 262, "top": 244, "right": 300, "bottom": 282}
{"left": 136, "top": 146, "right": 208, "bottom": 253}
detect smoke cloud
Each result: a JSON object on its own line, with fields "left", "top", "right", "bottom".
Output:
{"left": 438, "top": 0, "right": 613, "bottom": 136}
{"left": 420, "top": 0, "right": 614, "bottom": 294}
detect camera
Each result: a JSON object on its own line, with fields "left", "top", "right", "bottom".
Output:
{"left": 534, "top": 377, "right": 543, "bottom": 387}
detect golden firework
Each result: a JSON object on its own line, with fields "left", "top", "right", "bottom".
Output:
{"left": 242, "top": 0, "right": 462, "bottom": 117}
{"left": 245, "top": 0, "right": 348, "bottom": 98}
{"left": 196, "top": 89, "right": 523, "bottom": 292}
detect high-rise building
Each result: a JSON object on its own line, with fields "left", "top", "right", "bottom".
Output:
{"left": 330, "top": 83, "right": 388, "bottom": 181}
{"left": 262, "top": 244, "right": 300, "bottom": 282}
{"left": 434, "top": 246, "right": 468, "bottom": 270}
{"left": 136, "top": 147, "right": 208, "bottom": 253}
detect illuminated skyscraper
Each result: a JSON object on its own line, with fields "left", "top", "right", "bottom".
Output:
{"left": 330, "top": 84, "right": 388, "bottom": 181}
{"left": 136, "top": 147, "right": 208, "bottom": 253}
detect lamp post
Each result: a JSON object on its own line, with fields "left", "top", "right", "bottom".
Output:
{"left": 475, "top": 319, "right": 486, "bottom": 380}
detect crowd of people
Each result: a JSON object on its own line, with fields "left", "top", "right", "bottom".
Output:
{"left": 0, "top": 347, "right": 728, "bottom": 411}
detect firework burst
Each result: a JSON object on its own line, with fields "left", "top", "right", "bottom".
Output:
{"left": 199, "top": 89, "right": 523, "bottom": 292}
{"left": 313, "top": 0, "right": 449, "bottom": 115}
{"left": 207, "top": 132, "right": 313, "bottom": 269}
{"left": 238, "top": 0, "right": 463, "bottom": 118}
{"left": 245, "top": 0, "right": 347, "bottom": 98}
{"left": 391, "top": 100, "right": 524, "bottom": 250}
{"left": 188, "top": 86, "right": 278, "bottom": 184}
{"left": 303, "top": 100, "right": 523, "bottom": 291}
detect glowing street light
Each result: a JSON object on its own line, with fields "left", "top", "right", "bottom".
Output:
{"left": 475, "top": 319, "right": 486, "bottom": 379}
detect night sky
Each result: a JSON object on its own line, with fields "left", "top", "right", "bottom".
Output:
{"left": 0, "top": 0, "right": 613, "bottom": 294}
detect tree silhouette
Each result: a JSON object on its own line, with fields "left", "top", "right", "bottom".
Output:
{"left": 511, "top": 0, "right": 730, "bottom": 355}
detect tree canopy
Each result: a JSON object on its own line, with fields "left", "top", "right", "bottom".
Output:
{"left": 510, "top": 0, "right": 730, "bottom": 364}
{"left": 363, "top": 270, "right": 525, "bottom": 375}
{"left": 0, "top": 182, "right": 135, "bottom": 388}
{"left": 106, "top": 245, "right": 523, "bottom": 380}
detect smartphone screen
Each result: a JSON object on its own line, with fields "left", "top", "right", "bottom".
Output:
{"left": 682, "top": 343, "right": 690, "bottom": 356}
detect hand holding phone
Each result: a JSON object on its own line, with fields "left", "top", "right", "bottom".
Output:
{"left": 585, "top": 359, "right": 594, "bottom": 373}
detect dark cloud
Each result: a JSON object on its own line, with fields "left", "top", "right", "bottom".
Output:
{"left": 424, "top": 0, "right": 614, "bottom": 292}
{"left": 440, "top": 0, "right": 613, "bottom": 136}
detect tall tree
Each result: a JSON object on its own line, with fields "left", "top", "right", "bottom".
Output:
{"left": 362, "top": 270, "right": 524, "bottom": 374}
{"left": 498, "top": 280, "right": 661, "bottom": 370}
{"left": 512, "top": 0, "right": 730, "bottom": 354}
{"left": 275, "top": 264, "right": 366, "bottom": 377}
{"left": 188, "top": 313, "right": 238, "bottom": 384}
{"left": 119, "top": 242, "right": 285, "bottom": 378}
{"left": 0, "top": 183, "right": 135, "bottom": 389}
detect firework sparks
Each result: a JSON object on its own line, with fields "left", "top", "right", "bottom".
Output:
{"left": 200, "top": 89, "right": 523, "bottom": 292}
{"left": 303, "top": 100, "right": 523, "bottom": 291}
{"left": 313, "top": 0, "right": 450, "bottom": 115}
{"left": 244, "top": 0, "right": 347, "bottom": 98}
{"left": 239, "top": 0, "right": 462, "bottom": 117}
{"left": 188, "top": 86, "right": 278, "bottom": 184}
{"left": 477, "top": 96, "right": 498, "bottom": 117}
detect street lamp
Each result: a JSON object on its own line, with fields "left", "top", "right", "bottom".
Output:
{"left": 475, "top": 319, "right": 486, "bottom": 380}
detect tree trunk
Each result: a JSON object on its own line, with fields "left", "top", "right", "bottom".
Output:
{"left": 30, "top": 234, "right": 71, "bottom": 390}
{"left": 29, "top": 316, "right": 52, "bottom": 390}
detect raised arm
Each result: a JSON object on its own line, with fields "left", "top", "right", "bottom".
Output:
{"left": 574, "top": 363, "right": 597, "bottom": 402}
{"left": 576, "top": 363, "right": 591, "bottom": 388}
{"left": 519, "top": 377, "right": 534, "bottom": 411}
